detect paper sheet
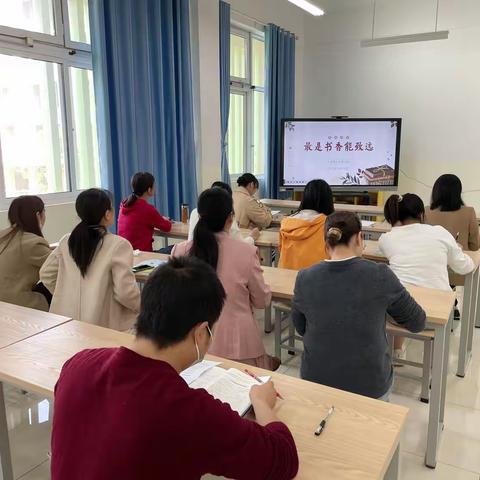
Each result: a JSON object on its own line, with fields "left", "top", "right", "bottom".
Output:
{"left": 271, "top": 210, "right": 281, "bottom": 216}
{"left": 190, "top": 367, "right": 270, "bottom": 415}
{"left": 361, "top": 220, "right": 376, "bottom": 227}
{"left": 180, "top": 360, "right": 222, "bottom": 385}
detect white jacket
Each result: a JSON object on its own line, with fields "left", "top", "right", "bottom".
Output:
{"left": 379, "top": 223, "right": 475, "bottom": 291}
{"left": 40, "top": 233, "right": 140, "bottom": 331}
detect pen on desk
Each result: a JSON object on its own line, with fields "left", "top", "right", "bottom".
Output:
{"left": 455, "top": 232, "right": 460, "bottom": 241}
{"left": 314, "top": 406, "right": 335, "bottom": 436}
{"left": 244, "top": 369, "right": 284, "bottom": 400}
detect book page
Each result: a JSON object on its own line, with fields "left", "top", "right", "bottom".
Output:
{"left": 180, "top": 360, "right": 222, "bottom": 385}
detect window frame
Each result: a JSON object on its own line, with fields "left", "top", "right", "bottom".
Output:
{"left": 228, "top": 27, "right": 265, "bottom": 179}
{"left": 0, "top": 0, "right": 96, "bottom": 210}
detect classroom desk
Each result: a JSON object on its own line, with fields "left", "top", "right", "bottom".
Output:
{"left": 153, "top": 223, "right": 279, "bottom": 267}
{"left": 0, "top": 302, "right": 71, "bottom": 480}
{"left": 0, "top": 320, "right": 408, "bottom": 480}
{"left": 0, "top": 302, "right": 71, "bottom": 349}
{"left": 261, "top": 199, "right": 385, "bottom": 217}
{"left": 133, "top": 251, "right": 453, "bottom": 467}
{"left": 261, "top": 267, "right": 455, "bottom": 469}
{"left": 363, "top": 240, "right": 480, "bottom": 378}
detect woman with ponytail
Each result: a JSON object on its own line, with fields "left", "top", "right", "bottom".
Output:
{"left": 172, "top": 188, "right": 280, "bottom": 371}
{"left": 292, "top": 211, "right": 425, "bottom": 400}
{"left": 379, "top": 193, "right": 474, "bottom": 361}
{"left": 0, "top": 196, "right": 51, "bottom": 310}
{"left": 40, "top": 189, "right": 140, "bottom": 330}
{"left": 118, "top": 172, "right": 172, "bottom": 251}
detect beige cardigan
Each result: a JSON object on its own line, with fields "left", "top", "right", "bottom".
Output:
{"left": 425, "top": 206, "right": 479, "bottom": 251}
{"left": 232, "top": 187, "right": 273, "bottom": 229}
{"left": 0, "top": 228, "right": 51, "bottom": 311}
{"left": 40, "top": 233, "right": 140, "bottom": 331}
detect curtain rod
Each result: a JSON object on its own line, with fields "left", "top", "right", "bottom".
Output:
{"left": 230, "top": 8, "right": 299, "bottom": 39}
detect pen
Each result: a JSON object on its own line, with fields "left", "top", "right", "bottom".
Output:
{"left": 455, "top": 232, "right": 460, "bottom": 241}
{"left": 314, "top": 406, "right": 335, "bottom": 436}
{"left": 244, "top": 369, "right": 284, "bottom": 400}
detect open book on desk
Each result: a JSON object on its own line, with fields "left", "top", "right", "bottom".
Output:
{"left": 190, "top": 367, "right": 270, "bottom": 416}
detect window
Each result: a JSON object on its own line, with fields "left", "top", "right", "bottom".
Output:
{"left": 228, "top": 28, "right": 265, "bottom": 178}
{"left": 0, "top": 0, "right": 99, "bottom": 207}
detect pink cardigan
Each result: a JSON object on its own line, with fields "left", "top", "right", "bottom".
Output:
{"left": 172, "top": 232, "right": 271, "bottom": 359}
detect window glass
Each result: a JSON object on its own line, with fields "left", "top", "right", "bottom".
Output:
{"left": 227, "top": 93, "right": 245, "bottom": 175}
{"left": 0, "top": 0, "right": 55, "bottom": 35}
{"left": 0, "top": 54, "right": 68, "bottom": 197}
{"left": 70, "top": 67, "right": 100, "bottom": 189}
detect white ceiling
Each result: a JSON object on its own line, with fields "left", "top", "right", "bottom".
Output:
{"left": 316, "top": 0, "right": 372, "bottom": 14}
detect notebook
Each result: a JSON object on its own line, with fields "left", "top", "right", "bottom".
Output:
{"left": 190, "top": 366, "right": 269, "bottom": 416}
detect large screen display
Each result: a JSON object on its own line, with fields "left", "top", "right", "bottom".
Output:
{"left": 281, "top": 118, "right": 401, "bottom": 188}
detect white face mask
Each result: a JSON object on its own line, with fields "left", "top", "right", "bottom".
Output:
{"left": 193, "top": 324, "right": 213, "bottom": 365}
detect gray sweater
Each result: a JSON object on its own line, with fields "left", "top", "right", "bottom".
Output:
{"left": 292, "top": 257, "right": 426, "bottom": 398}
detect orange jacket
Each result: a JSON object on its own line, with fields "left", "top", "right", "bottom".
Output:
{"left": 279, "top": 214, "right": 329, "bottom": 270}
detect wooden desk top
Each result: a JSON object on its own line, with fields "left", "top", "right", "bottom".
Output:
{"left": 0, "top": 302, "right": 71, "bottom": 349}
{"left": 0, "top": 320, "right": 407, "bottom": 479}
{"left": 154, "top": 223, "right": 280, "bottom": 248}
{"left": 134, "top": 253, "right": 453, "bottom": 326}
{"left": 261, "top": 199, "right": 385, "bottom": 216}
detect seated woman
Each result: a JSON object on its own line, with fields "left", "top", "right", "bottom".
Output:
{"left": 118, "top": 172, "right": 172, "bottom": 252}
{"left": 173, "top": 188, "right": 279, "bottom": 370}
{"left": 41, "top": 189, "right": 140, "bottom": 331}
{"left": 425, "top": 174, "right": 479, "bottom": 251}
{"left": 233, "top": 173, "right": 273, "bottom": 229}
{"left": 0, "top": 196, "right": 51, "bottom": 310}
{"left": 188, "top": 181, "right": 259, "bottom": 244}
{"left": 379, "top": 193, "right": 475, "bottom": 359}
{"left": 279, "top": 179, "right": 334, "bottom": 270}
{"left": 51, "top": 257, "right": 299, "bottom": 480}
{"left": 292, "top": 211, "right": 426, "bottom": 400}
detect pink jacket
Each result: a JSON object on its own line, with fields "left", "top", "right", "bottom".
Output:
{"left": 172, "top": 232, "right": 271, "bottom": 359}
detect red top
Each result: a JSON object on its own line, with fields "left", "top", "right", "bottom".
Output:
{"left": 51, "top": 348, "right": 299, "bottom": 480}
{"left": 117, "top": 198, "right": 172, "bottom": 252}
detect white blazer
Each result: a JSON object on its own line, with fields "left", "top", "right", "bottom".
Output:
{"left": 40, "top": 233, "right": 140, "bottom": 331}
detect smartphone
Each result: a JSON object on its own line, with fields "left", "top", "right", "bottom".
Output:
{"left": 132, "top": 264, "right": 152, "bottom": 273}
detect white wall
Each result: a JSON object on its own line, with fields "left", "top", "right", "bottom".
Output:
{"left": 0, "top": 202, "right": 78, "bottom": 244}
{"left": 193, "top": 0, "right": 308, "bottom": 190}
{"left": 302, "top": 0, "right": 480, "bottom": 210}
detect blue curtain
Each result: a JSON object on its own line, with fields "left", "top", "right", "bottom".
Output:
{"left": 89, "top": 0, "right": 197, "bottom": 220}
{"left": 265, "top": 24, "right": 296, "bottom": 199}
{"left": 219, "top": 1, "right": 231, "bottom": 185}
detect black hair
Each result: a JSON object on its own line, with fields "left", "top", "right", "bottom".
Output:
{"left": 211, "top": 181, "right": 232, "bottom": 196}
{"left": 384, "top": 193, "right": 425, "bottom": 226}
{"left": 190, "top": 188, "right": 233, "bottom": 270}
{"left": 122, "top": 172, "right": 155, "bottom": 207}
{"left": 324, "top": 212, "right": 362, "bottom": 247}
{"left": 135, "top": 256, "right": 226, "bottom": 348}
{"left": 68, "top": 188, "right": 113, "bottom": 277}
{"left": 0, "top": 196, "right": 45, "bottom": 255}
{"left": 299, "top": 179, "right": 334, "bottom": 215}
{"left": 237, "top": 173, "right": 259, "bottom": 189}
{"left": 430, "top": 174, "right": 465, "bottom": 212}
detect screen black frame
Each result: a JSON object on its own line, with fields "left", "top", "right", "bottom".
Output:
{"left": 280, "top": 118, "right": 402, "bottom": 191}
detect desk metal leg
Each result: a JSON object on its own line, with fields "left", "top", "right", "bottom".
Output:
{"left": 440, "top": 312, "right": 453, "bottom": 424}
{"left": 162, "top": 235, "right": 168, "bottom": 249}
{"left": 260, "top": 247, "right": 272, "bottom": 267}
{"left": 384, "top": 444, "right": 400, "bottom": 480}
{"left": 264, "top": 305, "right": 272, "bottom": 333}
{"left": 0, "top": 382, "right": 13, "bottom": 480}
{"left": 457, "top": 271, "right": 474, "bottom": 377}
{"left": 425, "top": 323, "right": 446, "bottom": 468}
{"left": 468, "top": 268, "right": 479, "bottom": 351}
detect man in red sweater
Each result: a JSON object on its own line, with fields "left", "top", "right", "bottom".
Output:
{"left": 51, "top": 256, "right": 299, "bottom": 480}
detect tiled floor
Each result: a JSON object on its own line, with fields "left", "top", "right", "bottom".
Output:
{"left": 4, "top": 314, "right": 480, "bottom": 479}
